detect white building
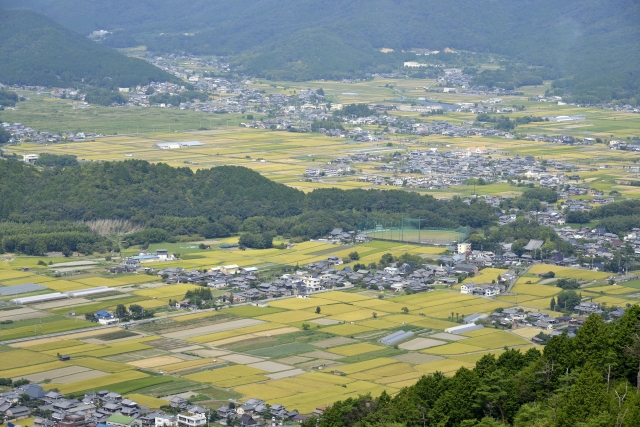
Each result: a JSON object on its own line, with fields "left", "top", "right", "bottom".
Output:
{"left": 177, "top": 413, "right": 206, "bottom": 427}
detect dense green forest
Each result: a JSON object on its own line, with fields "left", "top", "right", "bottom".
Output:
{"left": 5, "top": 0, "right": 640, "bottom": 103}
{"left": 0, "top": 158, "right": 497, "bottom": 252}
{"left": 303, "top": 308, "right": 640, "bottom": 427}
{"left": 567, "top": 200, "right": 640, "bottom": 234}
{"left": 0, "top": 9, "right": 179, "bottom": 88}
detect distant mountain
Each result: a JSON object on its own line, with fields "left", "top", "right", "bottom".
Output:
{"left": 0, "top": 8, "right": 179, "bottom": 88}
{"left": 3, "top": 0, "right": 640, "bottom": 102}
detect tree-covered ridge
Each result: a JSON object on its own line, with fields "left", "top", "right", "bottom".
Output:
{"left": 5, "top": 0, "right": 640, "bottom": 102}
{"left": 0, "top": 9, "right": 179, "bottom": 88}
{"left": 308, "top": 308, "right": 640, "bottom": 427}
{"left": 0, "top": 159, "right": 497, "bottom": 242}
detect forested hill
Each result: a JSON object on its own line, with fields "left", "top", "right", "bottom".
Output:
{"left": 307, "top": 308, "right": 640, "bottom": 427}
{"left": 0, "top": 158, "right": 496, "bottom": 239}
{"left": 0, "top": 9, "right": 179, "bottom": 88}
{"left": 4, "top": 0, "right": 640, "bottom": 102}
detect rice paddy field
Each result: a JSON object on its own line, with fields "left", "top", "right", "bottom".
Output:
{"left": 2, "top": 265, "right": 607, "bottom": 414}
{"left": 2, "top": 77, "right": 640, "bottom": 409}
{"left": 4, "top": 79, "right": 640, "bottom": 198}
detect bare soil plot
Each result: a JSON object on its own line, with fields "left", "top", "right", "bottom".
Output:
{"left": 391, "top": 353, "right": 444, "bottom": 365}
{"left": 253, "top": 327, "right": 299, "bottom": 336}
{"left": 278, "top": 356, "right": 312, "bottom": 365}
{"left": 146, "top": 339, "right": 194, "bottom": 351}
{"left": 163, "top": 319, "right": 264, "bottom": 339}
{"left": 33, "top": 298, "right": 91, "bottom": 309}
{"left": 311, "top": 337, "right": 358, "bottom": 348}
{"left": 53, "top": 370, "right": 109, "bottom": 384}
{"left": 266, "top": 369, "right": 306, "bottom": 380}
{"left": 430, "top": 333, "right": 468, "bottom": 341}
{"left": 310, "top": 318, "right": 340, "bottom": 325}
{"left": 192, "top": 349, "right": 230, "bottom": 358}
{"left": 296, "top": 359, "right": 341, "bottom": 369}
{"left": 105, "top": 348, "right": 169, "bottom": 363}
{"left": 298, "top": 350, "right": 345, "bottom": 360}
{"left": 219, "top": 354, "right": 265, "bottom": 364}
{"left": 14, "top": 366, "right": 91, "bottom": 382}
{"left": 0, "top": 310, "right": 51, "bottom": 321}
{"left": 170, "top": 345, "right": 204, "bottom": 353}
{"left": 248, "top": 361, "right": 294, "bottom": 373}
{"left": 399, "top": 338, "right": 446, "bottom": 351}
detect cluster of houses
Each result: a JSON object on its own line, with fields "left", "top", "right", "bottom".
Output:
{"left": 217, "top": 398, "right": 315, "bottom": 426}
{"left": 0, "top": 385, "right": 210, "bottom": 427}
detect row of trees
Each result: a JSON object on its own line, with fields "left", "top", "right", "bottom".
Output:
{"left": 304, "top": 308, "right": 640, "bottom": 427}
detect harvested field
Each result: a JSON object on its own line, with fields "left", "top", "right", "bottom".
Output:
{"left": 163, "top": 318, "right": 264, "bottom": 339}
{"left": 160, "top": 359, "right": 218, "bottom": 373}
{"left": 266, "top": 369, "right": 306, "bottom": 379}
{"left": 310, "top": 318, "right": 340, "bottom": 325}
{"left": 422, "top": 343, "right": 486, "bottom": 355}
{"left": 278, "top": 356, "right": 312, "bottom": 365}
{"left": 72, "top": 358, "right": 134, "bottom": 373}
{"left": 321, "top": 324, "right": 374, "bottom": 336}
{"left": 298, "top": 350, "right": 346, "bottom": 360}
{"left": 51, "top": 370, "right": 109, "bottom": 384}
{"left": 337, "top": 358, "right": 399, "bottom": 374}
{"left": 0, "top": 361, "right": 69, "bottom": 379}
{"left": 0, "top": 308, "right": 51, "bottom": 321}
{"left": 398, "top": 338, "right": 446, "bottom": 351}
{"left": 105, "top": 349, "right": 170, "bottom": 363}
{"left": 430, "top": 333, "right": 468, "bottom": 341}
{"left": 219, "top": 354, "right": 264, "bottom": 364}
{"left": 13, "top": 366, "right": 91, "bottom": 382}
{"left": 192, "top": 349, "right": 230, "bottom": 358}
{"left": 145, "top": 339, "right": 194, "bottom": 351}
{"left": 247, "top": 361, "right": 294, "bottom": 373}
{"left": 296, "top": 359, "right": 340, "bottom": 369}
{"left": 391, "top": 353, "right": 444, "bottom": 365}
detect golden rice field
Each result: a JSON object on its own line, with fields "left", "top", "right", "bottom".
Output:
{"left": 527, "top": 264, "right": 611, "bottom": 280}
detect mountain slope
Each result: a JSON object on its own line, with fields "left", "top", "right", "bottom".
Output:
{"left": 3, "top": 0, "right": 640, "bottom": 101}
{"left": 0, "top": 9, "right": 179, "bottom": 88}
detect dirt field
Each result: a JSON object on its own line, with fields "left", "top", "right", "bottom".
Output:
{"left": 0, "top": 308, "right": 51, "bottom": 321}
{"left": 266, "top": 369, "right": 306, "bottom": 380}
{"left": 430, "top": 332, "right": 468, "bottom": 341}
{"left": 53, "top": 370, "right": 109, "bottom": 384}
{"left": 391, "top": 353, "right": 444, "bottom": 364}
{"left": 399, "top": 338, "right": 447, "bottom": 351}
{"left": 162, "top": 318, "right": 264, "bottom": 339}
{"left": 33, "top": 298, "right": 91, "bottom": 309}
{"left": 247, "top": 361, "right": 294, "bottom": 373}
{"left": 14, "top": 366, "right": 91, "bottom": 382}
{"left": 298, "top": 350, "right": 345, "bottom": 360}
{"left": 219, "top": 354, "right": 265, "bottom": 364}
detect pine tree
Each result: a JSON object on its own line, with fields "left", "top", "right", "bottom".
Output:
{"left": 550, "top": 296, "right": 556, "bottom": 311}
